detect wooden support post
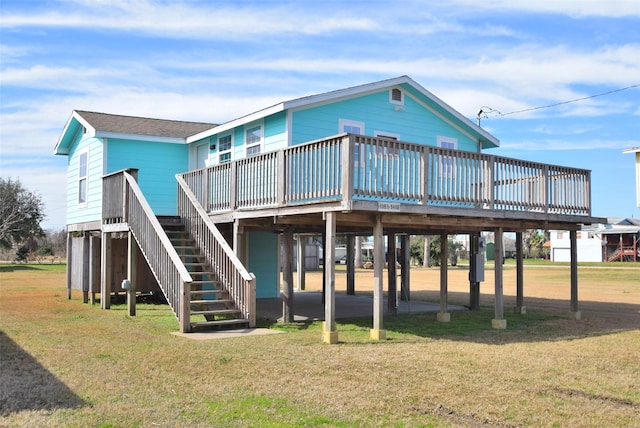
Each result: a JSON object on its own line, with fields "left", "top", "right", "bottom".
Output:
{"left": 370, "top": 214, "right": 386, "bottom": 340}
{"left": 66, "top": 232, "right": 72, "bottom": 299}
{"left": 82, "top": 232, "right": 90, "bottom": 304}
{"left": 100, "top": 232, "right": 112, "bottom": 309}
{"left": 570, "top": 229, "right": 581, "bottom": 320}
{"left": 437, "top": 232, "right": 450, "bottom": 322}
{"left": 127, "top": 231, "right": 137, "bottom": 317}
{"left": 89, "top": 234, "right": 97, "bottom": 305}
{"left": 346, "top": 235, "right": 355, "bottom": 295}
{"left": 321, "top": 229, "right": 326, "bottom": 305}
{"left": 282, "top": 227, "right": 294, "bottom": 323}
{"left": 387, "top": 233, "right": 397, "bottom": 315}
{"left": 400, "top": 234, "right": 410, "bottom": 301}
{"left": 233, "top": 220, "right": 245, "bottom": 263}
{"left": 322, "top": 212, "right": 338, "bottom": 344}
{"left": 296, "top": 235, "right": 306, "bottom": 291}
{"left": 469, "top": 232, "right": 480, "bottom": 310}
{"left": 515, "top": 231, "right": 526, "bottom": 314}
{"left": 492, "top": 227, "right": 507, "bottom": 329}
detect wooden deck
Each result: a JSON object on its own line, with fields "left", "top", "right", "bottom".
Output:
{"left": 181, "top": 133, "right": 599, "bottom": 232}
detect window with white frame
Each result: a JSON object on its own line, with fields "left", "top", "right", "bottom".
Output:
{"left": 339, "top": 119, "right": 365, "bottom": 166}
{"left": 437, "top": 136, "right": 457, "bottom": 178}
{"left": 78, "top": 150, "right": 88, "bottom": 205}
{"left": 218, "top": 134, "right": 232, "bottom": 163}
{"left": 245, "top": 123, "right": 262, "bottom": 156}
{"left": 374, "top": 131, "right": 400, "bottom": 156}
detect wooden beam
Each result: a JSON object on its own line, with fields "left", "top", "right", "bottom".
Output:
{"left": 400, "top": 234, "right": 410, "bottom": 301}
{"left": 387, "top": 233, "right": 397, "bottom": 315}
{"left": 282, "top": 227, "right": 294, "bottom": 323}
{"left": 89, "top": 234, "right": 97, "bottom": 305}
{"left": 492, "top": 227, "right": 507, "bottom": 329}
{"left": 322, "top": 212, "right": 338, "bottom": 344}
{"left": 346, "top": 234, "right": 355, "bottom": 295}
{"left": 515, "top": 231, "right": 526, "bottom": 314}
{"left": 66, "top": 232, "right": 72, "bottom": 300}
{"left": 100, "top": 232, "right": 112, "bottom": 310}
{"left": 82, "top": 232, "right": 90, "bottom": 304}
{"left": 296, "top": 235, "right": 306, "bottom": 291}
{"left": 570, "top": 229, "right": 581, "bottom": 319}
{"left": 437, "top": 232, "right": 450, "bottom": 322}
{"left": 127, "top": 231, "right": 137, "bottom": 317}
{"left": 370, "top": 214, "right": 386, "bottom": 340}
{"left": 469, "top": 232, "right": 480, "bottom": 310}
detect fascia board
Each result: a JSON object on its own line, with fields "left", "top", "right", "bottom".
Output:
{"left": 95, "top": 131, "right": 186, "bottom": 144}
{"left": 53, "top": 110, "right": 96, "bottom": 155}
{"left": 187, "top": 103, "right": 285, "bottom": 143}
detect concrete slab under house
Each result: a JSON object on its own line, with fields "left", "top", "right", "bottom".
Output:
{"left": 54, "top": 76, "right": 604, "bottom": 342}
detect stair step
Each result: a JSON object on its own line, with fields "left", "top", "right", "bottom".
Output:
{"left": 189, "top": 271, "right": 216, "bottom": 277}
{"left": 190, "top": 308, "right": 241, "bottom": 316}
{"left": 190, "top": 319, "right": 250, "bottom": 329}
{"left": 190, "top": 280, "right": 222, "bottom": 286}
{"left": 190, "top": 299, "right": 234, "bottom": 305}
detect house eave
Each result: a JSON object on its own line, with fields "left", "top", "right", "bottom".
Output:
{"left": 96, "top": 131, "right": 187, "bottom": 144}
{"left": 53, "top": 110, "right": 95, "bottom": 155}
{"left": 187, "top": 103, "right": 286, "bottom": 143}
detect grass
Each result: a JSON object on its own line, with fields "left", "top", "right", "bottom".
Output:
{"left": 1, "top": 262, "right": 639, "bottom": 427}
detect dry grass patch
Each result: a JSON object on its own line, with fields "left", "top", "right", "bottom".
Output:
{"left": 1, "top": 263, "right": 639, "bottom": 427}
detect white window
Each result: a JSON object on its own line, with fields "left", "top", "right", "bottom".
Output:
{"left": 437, "top": 136, "right": 458, "bottom": 178}
{"left": 78, "top": 150, "right": 88, "bottom": 205}
{"left": 218, "top": 134, "right": 232, "bottom": 163}
{"left": 339, "top": 119, "right": 364, "bottom": 135}
{"left": 245, "top": 123, "right": 262, "bottom": 156}
{"left": 340, "top": 119, "right": 365, "bottom": 166}
{"left": 390, "top": 88, "right": 404, "bottom": 105}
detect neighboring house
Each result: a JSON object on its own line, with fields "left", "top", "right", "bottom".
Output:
{"left": 550, "top": 217, "right": 640, "bottom": 262}
{"left": 55, "top": 76, "right": 603, "bottom": 340}
{"left": 623, "top": 147, "right": 640, "bottom": 208}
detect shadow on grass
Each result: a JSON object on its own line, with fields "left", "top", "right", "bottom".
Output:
{"left": 0, "top": 330, "right": 86, "bottom": 416}
{"left": 0, "top": 265, "right": 47, "bottom": 273}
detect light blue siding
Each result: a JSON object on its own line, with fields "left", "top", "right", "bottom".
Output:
{"left": 248, "top": 231, "right": 279, "bottom": 298}
{"left": 264, "top": 111, "right": 287, "bottom": 152}
{"left": 291, "top": 90, "right": 480, "bottom": 152}
{"left": 66, "top": 134, "right": 104, "bottom": 225}
{"left": 106, "top": 139, "right": 188, "bottom": 215}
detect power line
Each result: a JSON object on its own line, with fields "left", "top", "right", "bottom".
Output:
{"left": 477, "top": 83, "right": 640, "bottom": 124}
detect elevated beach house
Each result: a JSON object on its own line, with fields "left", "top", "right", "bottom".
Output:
{"left": 55, "top": 76, "right": 602, "bottom": 342}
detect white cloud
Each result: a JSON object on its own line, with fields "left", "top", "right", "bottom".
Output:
{"left": 1, "top": 1, "right": 379, "bottom": 38}
{"left": 445, "top": 0, "right": 640, "bottom": 18}
{"left": 500, "top": 138, "right": 640, "bottom": 151}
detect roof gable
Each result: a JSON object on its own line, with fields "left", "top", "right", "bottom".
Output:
{"left": 54, "top": 110, "right": 217, "bottom": 155}
{"left": 187, "top": 76, "right": 500, "bottom": 148}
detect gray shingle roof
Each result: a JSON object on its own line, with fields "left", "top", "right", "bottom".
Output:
{"left": 75, "top": 110, "right": 217, "bottom": 139}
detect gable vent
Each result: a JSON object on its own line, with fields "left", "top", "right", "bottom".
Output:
{"left": 390, "top": 88, "right": 403, "bottom": 103}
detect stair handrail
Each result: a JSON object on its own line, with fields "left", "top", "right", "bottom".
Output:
{"left": 176, "top": 174, "right": 256, "bottom": 327}
{"left": 120, "top": 171, "right": 193, "bottom": 332}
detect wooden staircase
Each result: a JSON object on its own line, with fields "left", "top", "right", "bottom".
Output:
{"left": 160, "top": 217, "right": 250, "bottom": 330}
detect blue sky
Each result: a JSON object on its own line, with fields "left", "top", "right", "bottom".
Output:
{"left": 1, "top": 0, "right": 639, "bottom": 230}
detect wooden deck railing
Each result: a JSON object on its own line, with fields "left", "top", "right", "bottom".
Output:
{"left": 176, "top": 174, "right": 257, "bottom": 327}
{"left": 102, "top": 170, "right": 192, "bottom": 332}
{"left": 181, "top": 133, "right": 592, "bottom": 217}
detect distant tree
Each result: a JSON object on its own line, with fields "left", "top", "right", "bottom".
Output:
{"left": 0, "top": 178, "right": 45, "bottom": 249}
